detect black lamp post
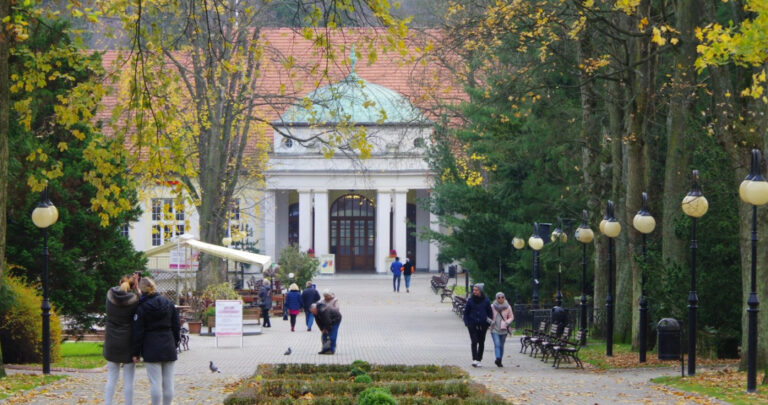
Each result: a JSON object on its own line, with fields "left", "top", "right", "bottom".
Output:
{"left": 528, "top": 223, "right": 551, "bottom": 309}
{"left": 551, "top": 218, "right": 574, "bottom": 307}
{"left": 632, "top": 192, "right": 656, "bottom": 363}
{"left": 681, "top": 170, "right": 708, "bottom": 376}
{"left": 509, "top": 237, "right": 526, "bottom": 294}
{"left": 599, "top": 200, "right": 621, "bottom": 356}
{"left": 575, "top": 210, "right": 594, "bottom": 346}
{"left": 739, "top": 149, "right": 767, "bottom": 392}
{"left": 31, "top": 186, "right": 59, "bottom": 374}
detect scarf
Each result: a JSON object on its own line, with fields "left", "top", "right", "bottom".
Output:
{"left": 492, "top": 301, "right": 510, "bottom": 332}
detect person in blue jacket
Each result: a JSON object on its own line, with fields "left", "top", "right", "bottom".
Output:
{"left": 390, "top": 257, "right": 403, "bottom": 292}
{"left": 463, "top": 283, "right": 492, "bottom": 367}
{"left": 300, "top": 281, "right": 321, "bottom": 331}
{"left": 284, "top": 283, "right": 303, "bottom": 332}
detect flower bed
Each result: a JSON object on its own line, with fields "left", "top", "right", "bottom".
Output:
{"left": 224, "top": 362, "right": 506, "bottom": 404}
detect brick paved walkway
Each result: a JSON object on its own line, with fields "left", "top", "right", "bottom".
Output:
{"left": 2, "top": 274, "right": 726, "bottom": 404}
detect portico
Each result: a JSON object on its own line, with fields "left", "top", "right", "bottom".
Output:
{"left": 262, "top": 57, "right": 441, "bottom": 273}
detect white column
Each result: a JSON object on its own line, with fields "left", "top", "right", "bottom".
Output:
{"left": 298, "top": 190, "right": 312, "bottom": 252}
{"left": 429, "top": 210, "right": 440, "bottom": 272}
{"left": 376, "top": 190, "right": 392, "bottom": 273}
{"left": 263, "top": 190, "right": 276, "bottom": 260}
{"left": 313, "top": 190, "right": 329, "bottom": 255}
{"left": 393, "top": 189, "right": 408, "bottom": 263}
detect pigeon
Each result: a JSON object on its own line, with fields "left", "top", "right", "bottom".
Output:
{"left": 284, "top": 347, "right": 292, "bottom": 355}
{"left": 209, "top": 361, "right": 221, "bottom": 373}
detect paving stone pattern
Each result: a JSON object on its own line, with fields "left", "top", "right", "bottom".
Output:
{"left": 3, "top": 274, "right": 726, "bottom": 404}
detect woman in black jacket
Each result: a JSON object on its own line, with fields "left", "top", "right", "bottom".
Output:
{"left": 132, "top": 278, "right": 180, "bottom": 405}
{"left": 103, "top": 276, "right": 139, "bottom": 405}
{"left": 463, "top": 283, "right": 492, "bottom": 367}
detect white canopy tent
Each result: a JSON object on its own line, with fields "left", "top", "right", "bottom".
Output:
{"left": 145, "top": 235, "right": 272, "bottom": 271}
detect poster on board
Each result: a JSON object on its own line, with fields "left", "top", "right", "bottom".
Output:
{"left": 318, "top": 254, "right": 335, "bottom": 274}
{"left": 215, "top": 300, "right": 243, "bottom": 347}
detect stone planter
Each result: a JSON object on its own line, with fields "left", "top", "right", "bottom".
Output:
{"left": 187, "top": 320, "right": 202, "bottom": 334}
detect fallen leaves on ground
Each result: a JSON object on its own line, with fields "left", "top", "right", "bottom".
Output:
{"left": 654, "top": 368, "right": 768, "bottom": 404}
{"left": 583, "top": 349, "right": 739, "bottom": 370}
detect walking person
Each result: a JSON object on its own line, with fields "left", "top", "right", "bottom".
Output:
{"left": 402, "top": 257, "right": 415, "bottom": 293}
{"left": 259, "top": 279, "right": 272, "bottom": 327}
{"left": 301, "top": 281, "right": 320, "bottom": 331}
{"left": 321, "top": 288, "right": 339, "bottom": 310}
{"left": 104, "top": 276, "right": 139, "bottom": 405}
{"left": 284, "top": 283, "right": 303, "bottom": 332}
{"left": 311, "top": 302, "right": 342, "bottom": 354}
{"left": 132, "top": 278, "right": 180, "bottom": 405}
{"left": 463, "top": 283, "right": 492, "bottom": 367}
{"left": 490, "top": 292, "right": 514, "bottom": 367}
{"left": 390, "top": 256, "right": 403, "bottom": 292}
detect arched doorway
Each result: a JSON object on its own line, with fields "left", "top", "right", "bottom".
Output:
{"left": 330, "top": 194, "right": 375, "bottom": 271}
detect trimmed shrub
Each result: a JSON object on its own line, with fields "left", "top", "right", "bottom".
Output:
{"left": 357, "top": 387, "right": 397, "bottom": 405}
{"left": 0, "top": 273, "right": 62, "bottom": 363}
{"left": 354, "top": 374, "right": 373, "bottom": 384}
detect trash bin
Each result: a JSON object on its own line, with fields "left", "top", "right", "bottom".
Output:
{"left": 657, "top": 318, "right": 681, "bottom": 360}
{"left": 448, "top": 265, "right": 457, "bottom": 279}
{"left": 551, "top": 306, "right": 568, "bottom": 336}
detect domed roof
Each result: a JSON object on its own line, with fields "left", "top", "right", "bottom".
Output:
{"left": 279, "top": 52, "right": 426, "bottom": 125}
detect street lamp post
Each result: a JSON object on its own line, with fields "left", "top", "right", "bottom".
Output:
{"left": 528, "top": 223, "right": 550, "bottom": 309}
{"left": 681, "top": 170, "right": 708, "bottom": 376}
{"left": 600, "top": 200, "right": 621, "bottom": 356}
{"left": 551, "top": 219, "right": 574, "bottom": 307}
{"left": 31, "top": 186, "right": 59, "bottom": 375}
{"left": 739, "top": 149, "right": 768, "bottom": 392}
{"left": 509, "top": 237, "right": 526, "bottom": 295}
{"left": 575, "top": 210, "right": 594, "bottom": 346}
{"left": 633, "top": 192, "right": 656, "bottom": 363}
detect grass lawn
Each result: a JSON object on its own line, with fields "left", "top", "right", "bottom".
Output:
{"left": 579, "top": 340, "right": 739, "bottom": 370}
{"left": 652, "top": 369, "right": 768, "bottom": 405}
{"left": 0, "top": 374, "right": 65, "bottom": 400}
{"left": 23, "top": 342, "right": 106, "bottom": 370}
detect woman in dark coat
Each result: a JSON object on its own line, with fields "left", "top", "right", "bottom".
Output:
{"left": 463, "top": 283, "right": 492, "bottom": 367}
{"left": 284, "top": 283, "right": 303, "bottom": 332}
{"left": 259, "top": 279, "right": 273, "bottom": 327}
{"left": 104, "top": 276, "right": 139, "bottom": 405}
{"left": 132, "top": 278, "right": 180, "bottom": 405}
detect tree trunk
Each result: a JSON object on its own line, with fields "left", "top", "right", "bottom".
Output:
{"left": 703, "top": 0, "right": 768, "bottom": 375}
{"left": 0, "top": 0, "right": 10, "bottom": 378}
{"left": 661, "top": 0, "right": 700, "bottom": 321}
{"left": 576, "top": 23, "right": 608, "bottom": 337}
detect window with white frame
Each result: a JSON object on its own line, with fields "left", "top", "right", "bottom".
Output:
{"left": 121, "top": 224, "right": 130, "bottom": 239}
{"left": 151, "top": 198, "right": 185, "bottom": 246}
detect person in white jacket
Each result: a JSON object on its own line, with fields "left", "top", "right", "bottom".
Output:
{"left": 490, "top": 292, "right": 514, "bottom": 367}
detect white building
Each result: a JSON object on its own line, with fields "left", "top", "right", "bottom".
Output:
{"left": 263, "top": 57, "right": 441, "bottom": 273}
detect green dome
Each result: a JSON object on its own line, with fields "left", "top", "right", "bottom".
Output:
{"left": 279, "top": 72, "right": 426, "bottom": 125}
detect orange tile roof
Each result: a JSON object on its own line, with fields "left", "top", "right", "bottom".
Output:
{"left": 97, "top": 28, "right": 464, "bottom": 154}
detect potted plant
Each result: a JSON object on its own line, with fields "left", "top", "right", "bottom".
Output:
{"left": 184, "top": 292, "right": 204, "bottom": 334}
{"left": 307, "top": 248, "right": 315, "bottom": 258}
{"left": 389, "top": 249, "right": 397, "bottom": 258}
{"left": 202, "top": 306, "right": 216, "bottom": 333}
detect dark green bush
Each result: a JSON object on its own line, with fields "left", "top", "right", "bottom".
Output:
{"left": 354, "top": 374, "right": 373, "bottom": 383}
{"left": 357, "top": 387, "right": 397, "bottom": 405}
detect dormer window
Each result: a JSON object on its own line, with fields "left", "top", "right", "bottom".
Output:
{"left": 283, "top": 137, "right": 294, "bottom": 148}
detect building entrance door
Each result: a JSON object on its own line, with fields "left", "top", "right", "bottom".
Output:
{"left": 330, "top": 194, "right": 375, "bottom": 271}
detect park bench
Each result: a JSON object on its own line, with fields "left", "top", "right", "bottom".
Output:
{"left": 552, "top": 329, "right": 586, "bottom": 369}
{"left": 452, "top": 295, "right": 467, "bottom": 316}
{"left": 529, "top": 323, "right": 559, "bottom": 358}
{"left": 440, "top": 283, "right": 456, "bottom": 302}
{"left": 540, "top": 326, "right": 570, "bottom": 363}
{"left": 520, "top": 321, "right": 547, "bottom": 354}
{"left": 431, "top": 273, "right": 449, "bottom": 293}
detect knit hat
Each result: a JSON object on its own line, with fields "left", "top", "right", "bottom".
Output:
{"left": 496, "top": 292, "right": 505, "bottom": 299}
{"left": 474, "top": 283, "right": 484, "bottom": 293}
